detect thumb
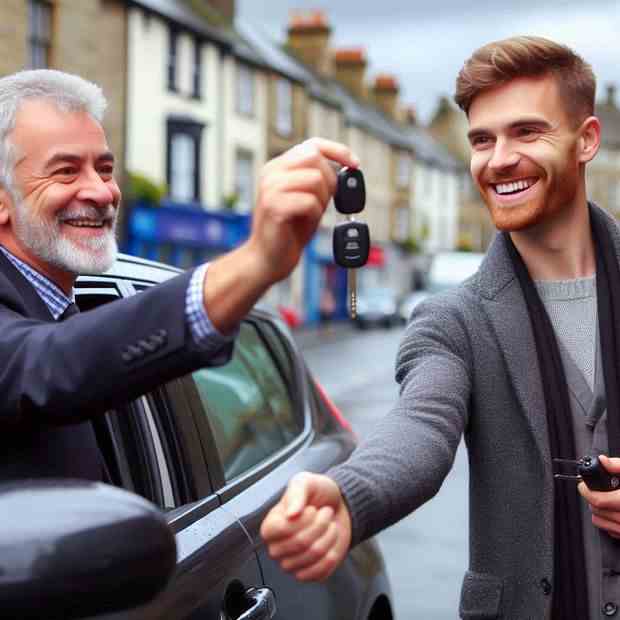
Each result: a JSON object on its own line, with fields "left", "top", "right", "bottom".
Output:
{"left": 283, "top": 472, "right": 312, "bottom": 518}
{"left": 284, "top": 472, "right": 342, "bottom": 518}
{"left": 598, "top": 454, "right": 620, "bottom": 473}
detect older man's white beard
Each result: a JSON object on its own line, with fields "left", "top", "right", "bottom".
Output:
{"left": 12, "top": 201, "right": 119, "bottom": 275}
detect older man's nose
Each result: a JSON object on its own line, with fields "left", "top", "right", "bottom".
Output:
{"left": 77, "top": 172, "right": 117, "bottom": 206}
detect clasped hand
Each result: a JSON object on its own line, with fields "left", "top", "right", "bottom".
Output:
{"left": 260, "top": 472, "right": 352, "bottom": 581}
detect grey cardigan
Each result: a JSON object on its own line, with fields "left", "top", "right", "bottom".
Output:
{"left": 329, "top": 204, "right": 620, "bottom": 619}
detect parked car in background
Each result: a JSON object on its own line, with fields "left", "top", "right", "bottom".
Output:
{"left": 354, "top": 287, "right": 400, "bottom": 329}
{"left": 399, "top": 251, "right": 486, "bottom": 324}
{"left": 0, "top": 254, "right": 394, "bottom": 620}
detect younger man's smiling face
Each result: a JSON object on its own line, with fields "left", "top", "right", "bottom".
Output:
{"left": 467, "top": 74, "right": 587, "bottom": 232}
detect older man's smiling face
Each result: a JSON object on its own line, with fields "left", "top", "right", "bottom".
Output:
{"left": 467, "top": 74, "right": 583, "bottom": 232}
{"left": 0, "top": 99, "right": 120, "bottom": 291}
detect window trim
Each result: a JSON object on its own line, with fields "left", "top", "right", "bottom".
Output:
{"left": 192, "top": 37, "right": 202, "bottom": 99}
{"left": 167, "top": 26, "right": 178, "bottom": 92}
{"left": 275, "top": 77, "right": 293, "bottom": 137}
{"left": 236, "top": 62, "right": 255, "bottom": 117}
{"left": 166, "top": 117, "right": 205, "bottom": 203}
{"left": 28, "top": 0, "right": 52, "bottom": 70}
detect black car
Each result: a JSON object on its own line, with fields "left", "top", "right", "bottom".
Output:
{"left": 0, "top": 254, "right": 393, "bottom": 620}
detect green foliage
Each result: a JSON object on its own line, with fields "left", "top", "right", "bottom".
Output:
{"left": 222, "top": 192, "right": 239, "bottom": 210}
{"left": 126, "top": 172, "right": 167, "bottom": 206}
{"left": 456, "top": 233, "right": 474, "bottom": 252}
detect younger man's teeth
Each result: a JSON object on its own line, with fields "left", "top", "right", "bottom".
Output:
{"left": 495, "top": 179, "right": 533, "bottom": 194}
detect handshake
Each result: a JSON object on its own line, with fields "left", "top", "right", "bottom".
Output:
{"left": 260, "top": 472, "right": 352, "bottom": 581}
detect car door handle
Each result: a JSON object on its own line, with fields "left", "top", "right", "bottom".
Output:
{"left": 234, "top": 587, "right": 276, "bottom": 620}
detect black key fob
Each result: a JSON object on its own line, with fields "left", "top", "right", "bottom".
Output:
{"left": 333, "top": 221, "right": 370, "bottom": 268}
{"left": 580, "top": 456, "right": 620, "bottom": 492}
{"left": 334, "top": 167, "right": 365, "bottom": 215}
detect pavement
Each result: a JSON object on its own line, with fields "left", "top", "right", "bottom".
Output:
{"left": 290, "top": 319, "right": 357, "bottom": 350}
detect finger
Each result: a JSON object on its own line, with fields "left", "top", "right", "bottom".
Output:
{"left": 268, "top": 506, "right": 335, "bottom": 559}
{"left": 304, "top": 137, "right": 361, "bottom": 168}
{"left": 266, "top": 169, "right": 331, "bottom": 208}
{"left": 286, "top": 150, "right": 338, "bottom": 198}
{"left": 590, "top": 506, "right": 620, "bottom": 524}
{"left": 295, "top": 545, "right": 344, "bottom": 582}
{"left": 261, "top": 504, "right": 320, "bottom": 543}
{"left": 280, "top": 521, "right": 339, "bottom": 573}
{"left": 283, "top": 473, "right": 312, "bottom": 518}
{"left": 580, "top": 487, "right": 620, "bottom": 511}
{"left": 599, "top": 455, "right": 620, "bottom": 474}
{"left": 592, "top": 512, "right": 620, "bottom": 537}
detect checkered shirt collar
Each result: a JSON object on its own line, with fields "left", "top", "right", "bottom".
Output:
{"left": 0, "top": 245, "right": 74, "bottom": 320}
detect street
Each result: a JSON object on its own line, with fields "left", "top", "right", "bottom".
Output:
{"left": 297, "top": 324, "right": 469, "bottom": 620}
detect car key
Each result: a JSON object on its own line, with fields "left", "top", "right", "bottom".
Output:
{"left": 333, "top": 167, "right": 369, "bottom": 318}
{"left": 334, "top": 167, "right": 365, "bottom": 215}
{"left": 554, "top": 455, "right": 620, "bottom": 491}
{"left": 333, "top": 221, "right": 370, "bottom": 318}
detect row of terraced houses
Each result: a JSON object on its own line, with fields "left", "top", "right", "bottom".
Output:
{"left": 2, "top": 0, "right": 619, "bottom": 323}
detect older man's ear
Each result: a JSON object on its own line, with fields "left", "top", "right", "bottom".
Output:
{"left": 0, "top": 190, "right": 10, "bottom": 226}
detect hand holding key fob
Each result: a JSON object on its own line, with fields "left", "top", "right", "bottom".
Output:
{"left": 554, "top": 455, "right": 620, "bottom": 492}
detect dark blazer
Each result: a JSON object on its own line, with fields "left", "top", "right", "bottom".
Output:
{"left": 0, "top": 251, "right": 230, "bottom": 482}
{"left": 330, "top": 204, "right": 618, "bottom": 619}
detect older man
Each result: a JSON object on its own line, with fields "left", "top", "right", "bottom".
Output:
{"left": 0, "top": 69, "right": 358, "bottom": 482}
{"left": 261, "top": 36, "right": 620, "bottom": 620}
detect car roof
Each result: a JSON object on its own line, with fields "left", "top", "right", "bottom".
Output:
{"left": 79, "top": 252, "right": 283, "bottom": 325}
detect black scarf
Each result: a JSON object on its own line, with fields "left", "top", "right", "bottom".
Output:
{"left": 505, "top": 204, "right": 620, "bottom": 620}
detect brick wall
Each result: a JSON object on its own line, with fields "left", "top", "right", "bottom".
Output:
{"left": 0, "top": 1, "right": 28, "bottom": 75}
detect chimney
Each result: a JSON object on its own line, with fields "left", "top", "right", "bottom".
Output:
{"left": 287, "top": 10, "right": 332, "bottom": 76}
{"left": 206, "top": 0, "right": 235, "bottom": 24}
{"left": 333, "top": 47, "right": 368, "bottom": 100}
{"left": 403, "top": 105, "right": 417, "bottom": 126}
{"left": 373, "top": 74, "right": 400, "bottom": 119}
{"left": 607, "top": 83, "right": 617, "bottom": 108}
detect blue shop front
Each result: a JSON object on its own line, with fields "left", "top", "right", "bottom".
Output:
{"left": 124, "top": 201, "right": 251, "bottom": 269}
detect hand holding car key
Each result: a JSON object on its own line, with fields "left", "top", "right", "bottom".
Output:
{"left": 554, "top": 455, "right": 620, "bottom": 491}
{"left": 332, "top": 167, "right": 370, "bottom": 318}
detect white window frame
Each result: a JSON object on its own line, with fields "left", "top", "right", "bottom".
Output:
{"left": 276, "top": 78, "right": 293, "bottom": 136}
{"left": 236, "top": 63, "right": 255, "bottom": 117}
{"left": 28, "top": 0, "right": 52, "bottom": 69}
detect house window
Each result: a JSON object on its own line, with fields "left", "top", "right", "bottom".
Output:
{"left": 397, "top": 154, "right": 411, "bottom": 189}
{"left": 193, "top": 38, "right": 202, "bottom": 99}
{"left": 28, "top": 0, "right": 52, "bottom": 69}
{"left": 235, "top": 150, "right": 254, "bottom": 213}
{"left": 236, "top": 63, "right": 255, "bottom": 116}
{"left": 166, "top": 119, "right": 204, "bottom": 203}
{"left": 276, "top": 78, "right": 293, "bottom": 136}
{"left": 167, "top": 27, "right": 178, "bottom": 92}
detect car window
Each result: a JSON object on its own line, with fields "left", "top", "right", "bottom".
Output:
{"left": 191, "top": 321, "right": 302, "bottom": 481}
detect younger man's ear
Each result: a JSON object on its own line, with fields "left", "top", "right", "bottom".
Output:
{"left": 578, "top": 116, "right": 601, "bottom": 163}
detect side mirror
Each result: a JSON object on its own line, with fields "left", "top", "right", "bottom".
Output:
{"left": 0, "top": 480, "right": 176, "bottom": 619}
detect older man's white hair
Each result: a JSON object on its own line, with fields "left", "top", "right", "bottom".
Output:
{"left": 0, "top": 69, "right": 107, "bottom": 200}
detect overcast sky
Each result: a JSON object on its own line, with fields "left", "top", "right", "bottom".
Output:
{"left": 237, "top": 0, "right": 620, "bottom": 125}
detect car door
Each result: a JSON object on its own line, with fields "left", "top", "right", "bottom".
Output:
{"left": 75, "top": 279, "right": 273, "bottom": 620}
{"left": 179, "top": 314, "right": 356, "bottom": 619}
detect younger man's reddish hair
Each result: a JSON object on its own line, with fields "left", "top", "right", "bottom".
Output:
{"left": 455, "top": 36, "right": 596, "bottom": 126}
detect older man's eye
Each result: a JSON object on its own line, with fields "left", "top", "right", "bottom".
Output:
{"left": 54, "top": 167, "right": 77, "bottom": 176}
